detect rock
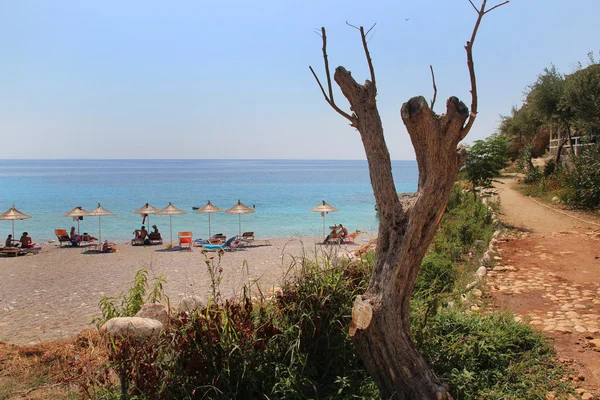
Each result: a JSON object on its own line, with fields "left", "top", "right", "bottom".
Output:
{"left": 135, "top": 304, "right": 170, "bottom": 326}
{"left": 475, "top": 266, "right": 487, "bottom": 278}
{"left": 581, "top": 393, "right": 594, "bottom": 400}
{"left": 551, "top": 196, "right": 561, "bottom": 204}
{"left": 472, "top": 289, "right": 483, "bottom": 298}
{"left": 545, "top": 392, "right": 556, "bottom": 400}
{"left": 177, "top": 296, "right": 205, "bottom": 313}
{"left": 101, "top": 317, "right": 163, "bottom": 339}
{"left": 589, "top": 339, "right": 600, "bottom": 348}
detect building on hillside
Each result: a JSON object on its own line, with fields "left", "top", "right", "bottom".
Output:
{"left": 548, "top": 126, "right": 598, "bottom": 157}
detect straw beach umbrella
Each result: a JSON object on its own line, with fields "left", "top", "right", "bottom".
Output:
{"left": 63, "top": 206, "right": 90, "bottom": 235}
{"left": 133, "top": 203, "right": 161, "bottom": 228}
{"left": 194, "top": 200, "right": 222, "bottom": 238}
{"left": 310, "top": 200, "right": 338, "bottom": 239}
{"left": 87, "top": 203, "right": 115, "bottom": 244}
{"left": 224, "top": 200, "right": 255, "bottom": 237}
{"left": 0, "top": 205, "right": 32, "bottom": 238}
{"left": 158, "top": 202, "right": 186, "bottom": 246}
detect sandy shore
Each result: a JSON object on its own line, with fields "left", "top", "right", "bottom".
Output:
{"left": 0, "top": 233, "right": 373, "bottom": 345}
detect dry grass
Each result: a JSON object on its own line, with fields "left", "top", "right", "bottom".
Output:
{"left": 0, "top": 329, "right": 110, "bottom": 400}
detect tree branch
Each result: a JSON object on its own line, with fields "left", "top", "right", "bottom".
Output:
{"left": 360, "top": 25, "right": 377, "bottom": 99}
{"left": 484, "top": 1, "right": 510, "bottom": 14}
{"left": 468, "top": 0, "right": 479, "bottom": 12}
{"left": 461, "top": 0, "right": 509, "bottom": 139}
{"left": 309, "top": 27, "right": 355, "bottom": 124}
{"left": 429, "top": 65, "right": 437, "bottom": 109}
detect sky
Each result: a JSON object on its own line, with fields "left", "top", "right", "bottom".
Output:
{"left": 1, "top": 0, "right": 599, "bottom": 160}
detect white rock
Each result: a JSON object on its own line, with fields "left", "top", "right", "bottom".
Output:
{"left": 177, "top": 296, "right": 205, "bottom": 313}
{"left": 135, "top": 303, "right": 170, "bottom": 326}
{"left": 475, "top": 266, "right": 487, "bottom": 277}
{"left": 101, "top": 317, "right": 163, "bottom": 338}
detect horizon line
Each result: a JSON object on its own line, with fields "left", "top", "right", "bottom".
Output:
{"left": 0, "top": 157, "right": 417, "bottom": 162}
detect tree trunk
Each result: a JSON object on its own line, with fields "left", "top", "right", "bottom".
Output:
{"left": 335, "top": 67, "right": 468, "bottom": 399}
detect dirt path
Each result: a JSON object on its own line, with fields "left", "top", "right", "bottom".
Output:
{"left": 491, "top": 175, "right": 600, "bottom": 395}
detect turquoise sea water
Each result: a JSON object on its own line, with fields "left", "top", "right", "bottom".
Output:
{"left": 0, "top": 159, "right": 417, "bottom": 243}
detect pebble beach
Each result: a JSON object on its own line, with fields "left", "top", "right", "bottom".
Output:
{"left": 0, "top": 233, "right": 373, "bottom": 345}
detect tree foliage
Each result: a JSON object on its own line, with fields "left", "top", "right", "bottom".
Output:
{"left": 463, "top": 133, "right": 509, "bottom": 193}
{"left": 499, "top": 53, "right": 600, "bottom": 157}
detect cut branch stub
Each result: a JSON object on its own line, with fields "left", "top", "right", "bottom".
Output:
{"left": 349, "top": 295, "right": 373, "bottom": 337}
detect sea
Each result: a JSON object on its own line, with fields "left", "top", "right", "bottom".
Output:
{"left": 0, "top": 159, "right": 418, "bottom": 243}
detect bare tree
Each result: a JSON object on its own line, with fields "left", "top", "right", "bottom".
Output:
{"left": 310, "top": 1, "right": 508, "bottom": 399}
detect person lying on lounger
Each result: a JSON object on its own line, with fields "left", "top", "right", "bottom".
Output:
{"left": 70, "top": 226, "right": 82, "bottom": 246}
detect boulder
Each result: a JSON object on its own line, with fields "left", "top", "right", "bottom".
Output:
{"left": 475, "top": 266, "right": 487, "bottom": 278}
{"left": 101, "top": 317, "right": 163, "bottom": 339}
{"left": 135, "top": 304, "right": 170, "bottom": 326}
{"left": 589, "top": 339, "right": 600, "bottom": 348}
{"left": 178, "top": 296, "right": 205, "bottom": 313}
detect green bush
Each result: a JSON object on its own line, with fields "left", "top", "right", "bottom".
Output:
{"left": 416, "top": 308, "right": 572, "bottom": 399}
{"left": 414, "top": 252, "right": 457, "bottom": 298}
{"left": 556, "top": 145, "right": 600, "bottom": 209}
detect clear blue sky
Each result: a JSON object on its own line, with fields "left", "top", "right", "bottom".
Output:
{"left": 1, "top": 0, "right": 598, "bottom": 160}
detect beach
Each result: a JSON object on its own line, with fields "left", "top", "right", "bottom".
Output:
{"left": 0, "top": 233, "right": 373, "bottom": 345}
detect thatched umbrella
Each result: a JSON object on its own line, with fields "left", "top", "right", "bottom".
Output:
{"left": 87, "top": 203, "right": 116, "bottom": 244}
{"left": 224, "top": 200, "right": 255, "bottom": 237}
{"left": 194, "top": 200, "right": 222, "bottom": 238}
{"left": 158, "top": 202, "right": 186, "bottom": 245}
{"left": 133, "top": 203, "right": 161, "bottom": 228}
{"left": 0, "top": 205, "right": 32, "bottom": 238}
{"left": 63, "top": 206, "right": 90, "bottom": 235}
{"left": 310, "top": 200, "right": 338, "bottom": 239}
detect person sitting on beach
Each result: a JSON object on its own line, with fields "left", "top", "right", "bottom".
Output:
{"left": 70, "top": 226, "right": 82, "bottom": 246}
{"left": 148, "top": 225, "right": 161, "bottom": 241}
{"left": 323, "top": 226, "right": 341, "bottom": 244}
{"left": 339, "top": 224, "right": 349, "bottom": 240}
{"left": 19, "top": 232, "right": 35, "bottom": 249}
{"left": 5, "top": 234, "right": 17, "bottom": 248}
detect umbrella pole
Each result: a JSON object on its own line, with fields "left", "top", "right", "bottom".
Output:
{"left": 99, "top": 216, "right": 102, "bottom": 244}
{"left": 170, "top": 215, "right": 173, "bottom": 246}
{"left": 12, "top": 220, "right": 15, "bottom": 238}
{"left": 323, "top": 215, "right": 326, "bottom": 240}
{"left": 77, "top": 219, "right": 80, "bottom": 235}
{"left": 238, "top": 215, "right": 242, "bottom": 237}
{"left": 208, "top": 214, "right": 211, "bottom": 238}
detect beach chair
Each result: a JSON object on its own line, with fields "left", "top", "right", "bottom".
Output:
{"left": 326, "top": 232, "right": 342, "bottom": 245}
{"left": 343, "top": 233, "right": 359, "bottom": 244}
{"left": 148, "top": 232, "right": 163, "bottom": 245}
{"left": 238, "top": 231, "right": 255, "bottom": 245}
{"left": 131, "top": 230, "right": 144, "bottom": 246}
{"left": 178, "top": 231, "right": 193, "bottom": 250}
{"left": 203, "top": 237, "right": 238, "bottom": 252}
{"left": 55, "top": 229, "right": 71, "bottom": 247}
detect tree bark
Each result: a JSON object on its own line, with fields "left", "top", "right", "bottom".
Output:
{"left": 335, "top": 66, "right": 468, "bottom": 399}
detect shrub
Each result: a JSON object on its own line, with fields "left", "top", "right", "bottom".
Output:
{"left": 414, "top": 252, "right": 457, "bottom": 298}
{"left": 416, "top": 308, "right": 573, "bottom": 399}
{"left": 556, "top": 145, "right": 600, "bottom": 209}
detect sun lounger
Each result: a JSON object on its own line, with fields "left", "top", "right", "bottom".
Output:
{"left": 55, "top": 229, "right": 71, "bottom": 247}
{"left": 343, "top": 233, "right": 359, "bottom": 244}
{"left": 178, "top": 232, "right": 193, "bottom": 250}
{"left": 148, "top": 232, "right": 163, "bottom": 245}
{"left": 0, "top": 248, "right": 21, "bottom": 257}
{"left": 202, "top": 237, "right": 239, "bottom": 251}
{"left": 238, "top": 231, "right": 255, "bottom": 244}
